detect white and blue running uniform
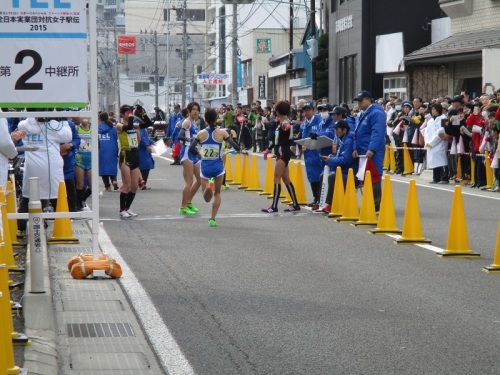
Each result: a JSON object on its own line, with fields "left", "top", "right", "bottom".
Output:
{"left": 200, "top": 128, "right": 225, "bottom": 179}
{"left": 180, "top": 120, "right": 200, "bottom": 164}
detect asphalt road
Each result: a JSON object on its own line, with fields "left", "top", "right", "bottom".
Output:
{"left": 99, "top": 153, "right": 500, "bottom": 375}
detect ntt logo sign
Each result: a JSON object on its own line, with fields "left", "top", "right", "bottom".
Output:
{"left": 118, "top": 36, "right": 137, "bottom": 54}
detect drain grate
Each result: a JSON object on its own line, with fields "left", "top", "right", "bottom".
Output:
{"left": 67, "top": 323, "right": 135, "bottom": 338}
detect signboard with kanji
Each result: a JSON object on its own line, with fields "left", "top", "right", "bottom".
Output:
{"left": 256, "top": 38, "right": 271, "bottom": 54}
{"left": 118, "top": 35, "right": 136, "bottom": 54}
{"left": 0, "top": 0, "right": 88, "bottom": 108}
{"left": 196, "top": 74, "right": 229, "bottom": 85}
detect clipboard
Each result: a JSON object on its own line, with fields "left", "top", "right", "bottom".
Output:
{"left": 294, "top": 136, "right": 333, "bottom": 149}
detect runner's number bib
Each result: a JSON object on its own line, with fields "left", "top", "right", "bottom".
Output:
{"left": 201, "top": 144, "right": 219, "bottom": 159}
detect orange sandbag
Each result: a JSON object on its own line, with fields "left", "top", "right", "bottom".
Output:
{"left": 70, "top": 258, "right": 122, "bottom": 279}
{"left": 67, "top": 253, "right": 110, "bottom": 271}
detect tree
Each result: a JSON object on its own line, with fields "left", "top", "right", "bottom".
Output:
{"left": 316, "top": 33, "right": 329, "bottom": 100}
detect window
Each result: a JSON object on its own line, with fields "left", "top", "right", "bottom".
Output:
{"left": 164, "top": 8, "right": 205, "bottom": 22}
{"left": 242, "top": 60, "right": 253, "bottom": 87}
{"left": 340, "top": 0, "right": 349, "bottom": 4}
{"left": 105, "top": 0, "right": 116, "bottom": 5}
{"left": 331, "top": 0, "right": 337, "bottom": 13}
{"left": 383, "top": 77, "right": 407, "bottom": 100}
{"left": 134, "top": 82, "right": 150, "bottom": 92}
{"left": 338, "top": 54, "right": 357, "bottom": 103}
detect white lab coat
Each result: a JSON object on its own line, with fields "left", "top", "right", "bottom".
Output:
{"left": 423, "top": 115, "right": 448, "bottom": 169}
{"left": 0, "top": 117, "right": 18, "bottom": 192}
{"left": 18, "top": 118, "right": 72, "bottom": 199}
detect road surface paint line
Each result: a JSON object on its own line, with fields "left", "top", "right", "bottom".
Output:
{"left": 98, "top": 223, "right": 196, "bottom": 375}
{"left": 100, "top": 212, "right": 310, "bottom": 222}
{"left": 386, "top": 234, "right": 443, "bottom": 253}
{"left": 391, "top": 179, "right": 500, "bottom": 201}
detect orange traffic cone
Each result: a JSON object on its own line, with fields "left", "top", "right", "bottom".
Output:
{"left": 437, "top": 185, "right": 480, "bottom": 257}
{"left": 0, "top": 265, "right": 21, "bottom": 374}
{"left": 383, "top": 145, "right": 390, "bottom": 170}
{"left": 485, "top": 151, "right": 493, "bottom": 189}
{"left": 48, "top": 181, "right": 79, "bottom": 244}
{"left": 470, "top": 157, "right": 476, "bottom": 186}
{"left": 403, "top": 145, "right": 414, "bottom": 176}
{"left": 246, "top": 154, "right": 262, "bottom": 192}
{"left": 0, "top": 189, "right": 20, "bottom": 271}
{"left": 354, "top": 171, "right": 377, "bottom": 226}
{"left": 282, "top": 160, "right": 295, "bottom": 203}
{"left": 336, "top": 168, "right": 359, "bottom": 222}
{"left": 456, "top": 155, "right": 462, "bottom": 180}
{"left": 395, "top": 179, "right": 431, "bottom": 244}
{"left": 328, "top": 166, "right": 344, "bottom": 218}
{"left": 5, "top": 181, "right": 22, "bottom": 248}
{"left": 294, "top": 161, "right": 308, "bottom": 205}
{"left": 483, "top": 221, "right": 500, "bottom": 272}
{"left": 369, "top": 175, "right": 401, "bottom": 235}
{"left": 229, "top": 153, "right": 242, "bottom": 185}
{"left": 389, "top": 146, "right": 396, "bottom": 173}
{"left": 224, "top": 153, "right": 233, "bottom": 182}
{"left": 239, "top": 154, "right": 250, "bottom": 189}
{"left": 260, "top": 157, "right": 273, "bottom": 196}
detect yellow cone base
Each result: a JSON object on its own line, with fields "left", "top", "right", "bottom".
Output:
{"left": 6, "top": 366, "right": 21, "bottom": 375}
{"left": 482, "top": 265, "right": 500, "bottom": 273}
{"left": 394, "top": 237, "right": 431, "bottom": 245}
{"left": 245, "top": 188, "right": 262, "bottom": 192}
{"left": 437, "top": 250, "right": 480, "bottom": 258}
{"left": 12, "top": 333, "right": 31, "bottom": 346}
{"left": 7, "top": 266, "right": 24, "bottom": 274}
{"left": 327, "top": 212, "right": 342, "bottom": 218}
{"left": 352, "top": 220, "right": 378, "bottom": 227}
{"left": 47, "top": 237, "right": 80, "bottom": 244}
{"left": 10, "top": 241, "right": 25, "bottom": 248}
{"left": 336, "top": 216, "right": 359, "bottom": 222}
{"left": 369, "top": 228, "right": 402, "bottom": 235}
{"left": 259, "top": 192, "right": 271, "bottom": 196}
{"left": 228, "top": 182, "right": 240, "bottom": 185}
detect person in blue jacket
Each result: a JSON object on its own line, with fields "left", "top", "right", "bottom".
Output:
{"left": 298, "top": 101, "right": 324, "bottom": 210}
{"left": 316, "top": 103, "right": 338, "bottom": 161}
{"left": 352, "top": 90, "right": 386, "bottom": 211}
{"left": 138, "top": 127, "right": 155, "bottom": 190}
{"left": 318, "top": 120, "right": 357, "bottom": 213}
{"left": 61, "top": 117, "right": 81, "bottom": 212}
{"left": 98, "top": 112, "right": 119, "bottom": 191}
{"left": 167, "top": 104, "right": 183, "bottom": 165}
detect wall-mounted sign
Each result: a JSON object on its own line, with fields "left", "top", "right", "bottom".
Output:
{"left": 196, "top": 74, "right": 229, "bottom": 85}
{"left": 0, "top": 0, "right": 88, "bottom": 108}
{"left": 336, "top": 15, "right": 353, "bottom": 33}
{"left": 118, "top": 36, "right": 137, "bottom": 55}
{"left": 256, "top": 38, "right": 271, "bottom": 53}
{"left": 258, "top": 75, "right": 266, "bottom": 99}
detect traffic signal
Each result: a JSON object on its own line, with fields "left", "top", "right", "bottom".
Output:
{"left": 306, "top": 39, "right": 318, "bottom": 60}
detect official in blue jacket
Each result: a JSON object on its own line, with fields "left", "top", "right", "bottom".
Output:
{"left": 167, "top": 104, "right": 182, "bottom": 142}
{"left": 316, "top": 103, "right": 338, "bottom": 162}
{"left": 317, "top": 120, "right": 357, "bottom": 213}
{"left": 138, "top": 127, "right": 155, "bottom": 190}
{"left": 298, "top": 101, "right": 324, "bottom": 209}
{"left": 61, "top": 119, "right": 81, "bottom": 211}
{"left": 98, "top": 112, "right": 119, "bottom": 191}
{"left": 352, "top": 90, "right": 386, "bottom": 211}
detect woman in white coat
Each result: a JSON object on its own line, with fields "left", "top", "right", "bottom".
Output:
{"left": 423, "top": 103, "right": 449, "bottom": 184}
{"left": 17, "top": 115, "right": 72, "bottom": 231}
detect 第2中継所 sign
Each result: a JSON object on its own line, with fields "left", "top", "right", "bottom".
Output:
{"left": 0, "top": 0, "right": 88, "bottom": 108}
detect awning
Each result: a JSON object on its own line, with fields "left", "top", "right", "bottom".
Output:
{"left": 405, "top": 28, "right": 500, "bottom": 64}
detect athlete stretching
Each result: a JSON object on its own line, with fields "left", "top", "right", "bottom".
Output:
{"left": 261, "top": 100, "right": 300, "bottom": 213}
{"left": 189, "top": 109, "right": 242, "bottom": 227}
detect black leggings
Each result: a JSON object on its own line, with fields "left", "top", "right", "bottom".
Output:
{"left": 101, "top": 175, "right": 117, "bottom": 188}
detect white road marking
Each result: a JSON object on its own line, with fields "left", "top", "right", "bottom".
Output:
{"left": 100, "top": 212, "right": 310, "bottom": 222}
{"left": 386, "top": 234, "right": 443, "bottom": 253}
{"left": 98, "top": 223, "right": 196, "bottom": 375}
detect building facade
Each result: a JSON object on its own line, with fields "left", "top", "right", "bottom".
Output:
{"left": 405, "top": 0, "right": 500, "bottom": 101}
{"left": 327, "top": 0, "right": 444, "bottom": 104}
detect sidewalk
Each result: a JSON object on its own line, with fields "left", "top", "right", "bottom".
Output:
{"left": 22, "top": 219, "right": 164, "bottom": 375}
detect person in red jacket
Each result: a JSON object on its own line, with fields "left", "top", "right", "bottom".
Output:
{"left": 466, "top": 102, "right": 487, "bottom": 188}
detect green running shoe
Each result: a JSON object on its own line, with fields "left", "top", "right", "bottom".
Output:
{"left": 179, "top": 207, "right": 196, "bottom": 215}
{"left": 186, "top": 203, "right": 199, "bottom": 213}
{"left": 208, "top": 218, "right": 217, "bottom": 227}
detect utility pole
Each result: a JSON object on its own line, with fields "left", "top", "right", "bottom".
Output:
{"left": 154, "top": 30, "right": 159, "bottom": 108}
{"left": 181, "top": 0, "right": 187, "bottom": 106}
{"left": 310, "top": 0, "right": 316, "bottom": 100}
{"left": 231, "top": 3, "right": 238, "bottom": 107}
{"left": 166, "top": 0, "right": 171, "bottom": 113}
{"left": 114, "top": 26, "right": 120, "bottom": 115}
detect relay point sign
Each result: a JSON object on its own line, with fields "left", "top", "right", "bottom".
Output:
{"left": 0, "top": 0, "right": 88, "bottom": 108}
